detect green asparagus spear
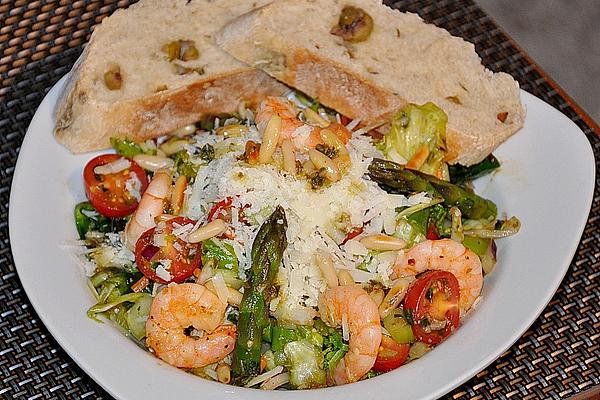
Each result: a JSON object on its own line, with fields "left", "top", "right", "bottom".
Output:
{"left": 368, "top": 159, "right": 497, "bottom": 220}
{"left": 232, "top": 206, "right": 288, "bottom": 383}
{"left": 448, "top": 154, "right": 500, "bottom": 184}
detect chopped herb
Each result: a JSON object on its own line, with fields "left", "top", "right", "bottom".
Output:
{"left": 110, "top": 137, "right": 144, "bottom": 158}
{"left": 404, "top": 308, "right": 415, "bottom": 325}
{"left": 315, "top": 143, "right": 338, "bottom": 159}
{"left": 74, "top": 202, "right": 126, "bottom": 239}
{"left": 310, "top": 169, "right": 327, "bottom": 190}
{"left": 356, "top": 253, "right": 375, "bottom": 272}
{"left": 173, "top": 150, "right": 200, "bottom": 180}
{"left": 199, "top": 144, "right": 215, "bottom": 163}
{"left": 314, "top": 319, "right": 348, "bottom": 372}
{"left": 226, "top": 308, "right": 239, "bottom": 325}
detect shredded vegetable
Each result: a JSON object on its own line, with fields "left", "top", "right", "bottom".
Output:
{"left": 71, "top": 95, "right": 520, "bottom": 390}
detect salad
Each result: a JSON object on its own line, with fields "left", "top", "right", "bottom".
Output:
{"left": 72, "top": 93, "right": 519, "bottom": 389}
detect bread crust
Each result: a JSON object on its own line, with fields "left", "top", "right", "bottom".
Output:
{"left": 54, "top": 68, "right": 288, "bottom": 153}
{"left": 53, "top": 0, "right": 289, "bottom": 153}
{"left": 286, "top": 50, "right": 407, "bottom": 123}
{"left": 216, "top": 1, "right": 525, "bottom": 166}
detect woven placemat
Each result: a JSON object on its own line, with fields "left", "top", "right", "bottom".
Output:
{"left": 1, "top": 0, "right": 598, "bottom": 399}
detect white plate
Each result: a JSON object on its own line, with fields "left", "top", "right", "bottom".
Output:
{"left": 9, "top": 76, "right": 595, "bottom": 400}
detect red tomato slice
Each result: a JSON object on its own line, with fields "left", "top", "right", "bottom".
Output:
{"left": 341, "top": 226, "right": 364, "bottom": 245}
{"left": 83, "top": 154, "right": 148, "bottom": 218}
{"left": 207, "top": 197, "right": 249, "bottom": 225}
{"left": 404, "top": 270, "right": 460, "bottom": 346}
{"left": 426, "top": 223, "right": 439, "bottom": 240}
{"left": 134, "top": 217, "right": 201, "bottom": 284}
{"left": 372, "top": 336, "right": 410, "bottom": 372}
{"left": 207, "top": 197, "right": 234, "bottom": 222}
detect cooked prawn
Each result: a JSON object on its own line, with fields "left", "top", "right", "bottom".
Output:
{"left": 146, "top": 283, "right": 237, "bottom": 369}
{"left": 123, "top": 169, "right": 171, "bottom": 250}
{"left": 393, "top": 239, "right": 483, "bottom": 313}
{"left": 318, "top": 285, "right": 382, "bottom": 385}
{"left": 255, "top": 97, "right": 320, "bottom": 152}
{"left": 255, "top": 97, "right": 353, "bottom": 157}
{"left": 256, "top": 97, "right": 304, "bottom": 137}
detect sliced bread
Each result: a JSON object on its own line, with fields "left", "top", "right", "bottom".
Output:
{"left": 54, "top": 0, "right": 288, "bottom": 153}
{"left": 216, "top": 0, "right": 525, "bottom": 165}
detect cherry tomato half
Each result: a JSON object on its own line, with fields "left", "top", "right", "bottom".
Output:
{"left": 134, "top": 217, "right": 201, "bottom": 284}
{"left": 83, "top": 154, "right": 148, "bottom": 218}
{"left": 404, "top": 270, "right": 460, "bottom": 346}
{"left": 372, "top": 336, "right": 410, "bottom": 372}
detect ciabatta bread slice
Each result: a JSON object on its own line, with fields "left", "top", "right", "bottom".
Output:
{"left": 216, "top": 0, "right": 525, "bottom": 165}
{"left": 54, "top": 0, "right": 288, "bottom": 153}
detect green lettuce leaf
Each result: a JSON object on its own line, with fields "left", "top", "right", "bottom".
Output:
{"left": 380, "top": 102, "right": 449, "bottom": 178}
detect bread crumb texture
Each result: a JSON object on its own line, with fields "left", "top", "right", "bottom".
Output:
{"left": 54, "top": 0, "right": 287, "bottom": 153}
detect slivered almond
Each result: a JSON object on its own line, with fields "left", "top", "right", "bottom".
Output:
{"left": 170, "top": 175, "right": 187, "bottom": 215}
{"left": 308, "top": 148, "right": 341, "bottom": 182}
{"left": 315, "top": 250, "right": 338, "bottom": 288}
{"left": 379, "top": 277, "right": 415, "bottom": 319}
{"left": 281, "top": 140, "right": 296, "bottom": 175}
{"left": 337, "top": 270, "right": 354, "bottom": 285}
{"left": 159, "top": 139, "right": 189, "bottom": 156}
{"left": 173, "top": 124, "right": 196, "bottom": 137}
{"left": 360, "top": 234, "right": 406, "bottom": 251}
{"left": 188, "top": 219, "right": 227, "bottom": 243}
{"left": 258, "top": 115, "right": 282, "bottom": 164}
{"left": 303, "top": 107, "right": 330, "bottom": 127}
{"left": 133, "top": 154, "right": 174, "bottom": 172}
{"left": 216, "top": 363, "right": 231, "bottom": 384}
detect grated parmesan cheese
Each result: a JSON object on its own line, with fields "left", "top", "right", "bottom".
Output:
{"left": 171, "top": 222, "right": 195, "bottom": 238}
{"left": 211, "top": 272, "right": 229, "bottom": 305}
{"left": 183, "top": 131, "right": 431, "bottom": 325}
{"left": 245, "top": 366, "right": 284, "bottom": 388}
{"left": 153, "top": 233, "right": 167, "bottom": 247}
{"left": 125, "top": 172, "right": 142, "bottom": 202}
{"left": 155, "top": 260, "right": 172, "bottom": 282}
{"left": 341, "top": 312, "right": 349, "bottom": 341}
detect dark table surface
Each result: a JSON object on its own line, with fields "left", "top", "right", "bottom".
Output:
{"left": 1, "top": 0, "right": 598, "bottom": 399}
